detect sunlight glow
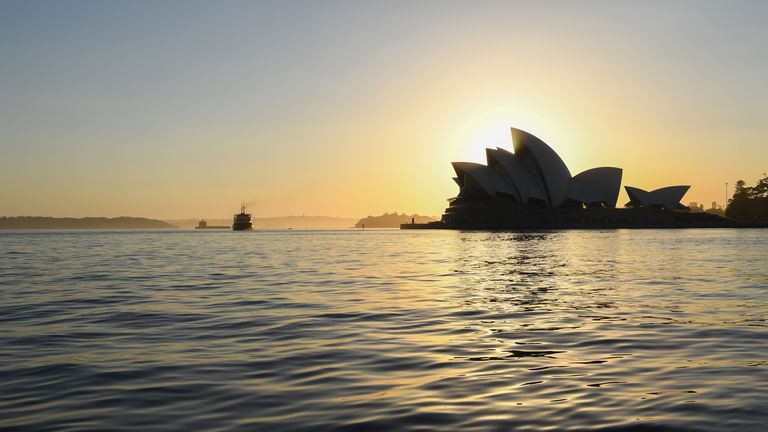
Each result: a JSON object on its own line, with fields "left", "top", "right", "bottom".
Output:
{"left": 456, "top": 117, "right": 512, "bottom": 164}
{"left": 470, "top": 123, "right": 514, "bottom": 159}
{"left": 455, "top": 109, "right": 559, "bottom": 165}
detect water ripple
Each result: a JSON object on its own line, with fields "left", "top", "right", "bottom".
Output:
{"left": 1, "top": 229, "right": 767, "bottom": 431}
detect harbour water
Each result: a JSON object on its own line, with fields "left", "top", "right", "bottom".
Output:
{"left": 1, "top": 229, "right": 767, "bottom": 431}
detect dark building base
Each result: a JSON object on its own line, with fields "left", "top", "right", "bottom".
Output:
{"left": 401, "top": 197, "right": 744, "bottom": 230}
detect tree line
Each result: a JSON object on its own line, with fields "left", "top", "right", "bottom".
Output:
{"left": 727, "top": 174, "right": 768, "bottom": 221}
{"left": 0, "top": 216, "right": 176, "bottom": 229}
{"left": 354, "top": 212, "right": 436, "bottom": 228}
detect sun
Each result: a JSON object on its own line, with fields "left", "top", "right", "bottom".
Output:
{"left": 470, "top": 122, "right": 514, "bottom": 151}
{"left": 452, "top": 105, "right": 552, "bottom": 164}
{"left": 461, "top": 120, "right": 524, "bottom": 164}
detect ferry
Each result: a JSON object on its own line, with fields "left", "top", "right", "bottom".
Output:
{"left": 232, "top": 203, "right": 253, "bottom": 231}
{"left": 195, "top": 219, "right": 229, "bottom": 230}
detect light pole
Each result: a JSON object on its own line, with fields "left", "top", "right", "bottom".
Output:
{"left": 725, "top": 181, "right": 728, "bottom": 213}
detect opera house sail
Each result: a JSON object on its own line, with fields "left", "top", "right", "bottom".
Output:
{"left": 404, "top": 128, "right": 739, "bottom": 229}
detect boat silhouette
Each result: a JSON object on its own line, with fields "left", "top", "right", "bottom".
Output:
{"left": 232, "top": 202, "right": 253, "bottom": 231}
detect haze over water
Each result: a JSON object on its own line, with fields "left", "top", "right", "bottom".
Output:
{"left": 1, "top": 229, "right": 767, "bottom": 431}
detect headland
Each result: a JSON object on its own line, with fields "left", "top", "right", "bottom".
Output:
{"left": 0, "top": 216, "right": 176, "bottom": 230}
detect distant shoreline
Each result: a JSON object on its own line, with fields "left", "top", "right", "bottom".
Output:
{"left": 0, "top": 217, "right": 177, "bottom": 230}
{"left": 0, "top": 213, "right": 437, "bottom": 230}
{"left": 167, "top": 216, "right": 358, "bottom": 230}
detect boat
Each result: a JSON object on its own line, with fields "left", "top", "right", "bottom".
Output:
{"left": 232, "top": 202, "right": 253, "bottom": 231}
{"left": 195, "top": 219, "right": 229, "bottom": 230}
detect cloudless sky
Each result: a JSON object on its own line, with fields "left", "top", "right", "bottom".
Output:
{"left": 1, "top": 0, "right": 766, "bottom": 218}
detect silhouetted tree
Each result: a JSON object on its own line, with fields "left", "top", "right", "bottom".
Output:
{"left": 754, "top": 173, "right": 768, "bottom": 198}
{"left": 733, "top": 180, "right": 747, "bottom": 197}
{"left": 727, "top": 174, "right": 768, "bottom": 221}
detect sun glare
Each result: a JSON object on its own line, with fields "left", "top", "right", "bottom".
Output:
{"left": 455, "top": 119, "right": 515, "bottom": 164}
{"left": 452, "top": 106, "right": 550, "bottom": 165}
{"left": 471, "top": 123, "right": 514, "bottom": 153}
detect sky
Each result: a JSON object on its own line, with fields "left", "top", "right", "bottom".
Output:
{"left": 1, "top": 0, "right": 766, "bottom": 219}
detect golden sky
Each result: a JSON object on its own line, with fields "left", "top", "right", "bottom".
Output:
{"left": 1, "top": 1, "right": 766, "bottom": 218}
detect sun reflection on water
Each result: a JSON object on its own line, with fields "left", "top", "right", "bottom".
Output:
{"left": 1, "top": 229, "right": 766, "bottom": 430}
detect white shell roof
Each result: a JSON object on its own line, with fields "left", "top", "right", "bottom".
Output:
{"left": 625, "top": 185, "right": 690, "bottom": 210}
{"left": 449, "top": 127, "right": 686, "bottom": 211}
{"left": 452, "top": 162, "right": 496, "bottom": 196}
{"left": 569, "top": 167, "right": 623, "bottom": 207}
{"left": 511, "top": 128, "right": 572, "bottom": 207}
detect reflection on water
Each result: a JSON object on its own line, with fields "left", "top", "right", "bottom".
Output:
{"left": 1, "top": 229, "right": 767, "bottom": 430}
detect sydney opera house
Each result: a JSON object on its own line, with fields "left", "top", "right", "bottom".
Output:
{"left": 407, "top": 128, "right": 738, "bottom": 229}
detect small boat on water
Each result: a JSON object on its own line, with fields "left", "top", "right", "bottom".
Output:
{"left": 232, "top": 203, "right": 253, "bottom": 231}
{"left": 195, "top": 219, "right": 229, "bottom": 230}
